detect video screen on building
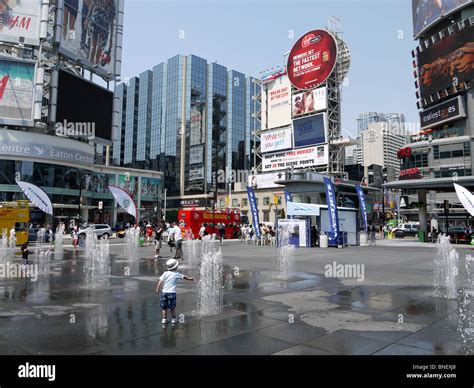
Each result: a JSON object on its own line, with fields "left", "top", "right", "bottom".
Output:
{"left": 417, "top": 23, "right": 474, "bottom": 102}
{"left": 56, "top": 69, "right": 113, "bottom": 141}
{"left": 58, "top": 0, "right": 124, "bottom": 80}
{"left": 293, "top": 113, "right": 327, "bottom": 148}
{"left": 412, "top": 0, "right": 472, "bottom": 38}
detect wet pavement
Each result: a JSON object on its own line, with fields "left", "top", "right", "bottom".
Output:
{"left": 0, "top": 240, "right": 472, "bottom": 355}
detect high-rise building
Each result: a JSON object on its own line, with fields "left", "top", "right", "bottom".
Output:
{"left": 384, "top": 2, "right": 474, "bottom": 236}
{"left": 113, "top": 54, "right": 260, "bottom": 209}
{"left": 356, "top": 112, "right": 406, "bottom": 164}
{"left": 361, "top": 122, "right": 407, "bottom": 181}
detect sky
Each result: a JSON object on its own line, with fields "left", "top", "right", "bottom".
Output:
{"left": 120, "top": 0, "right": 419, "bottom": 137}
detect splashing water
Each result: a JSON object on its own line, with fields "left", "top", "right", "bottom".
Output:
{"left": 34, "top": 229, "right": 51, "bottom": 274}
{"left": 197, "top": 236, "right": 223, "bottom": 316}
{"left": 183, "top": 239, "right": 200, "bottom": 269}
{"left": 277, "top": 223, "right": 295, "bottom": 280}
{"left": 0, "top": 228, "right": 9, "bottom": 262}
{"left": 458, "top": 255, "right": 473, "bottom": 354}
{"left": 125, "top": 227, "right": 140, "bottom": 260}
{"left": 54, "top": 226, "right": 64, "bottom": 254}
{"left": 434, "top": 234, "right": 459, "bottom": 299}
{"left": 84, "top": 228, "right": 110, "bottom": 289}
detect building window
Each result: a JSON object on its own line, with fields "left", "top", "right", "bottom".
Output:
{"left": 241, "top": 198, "right": 248, "bottom": 207}
{"left": 263, "top": 197, "right": 270, "bottom": 205}
{"left": 232, "top": 199, "right": 238, "bottom": 207}
{"left": 433, "top": 145, "right": 439, "bottom": 159}
{"left": 464, "top": 142, "right": 471, "bottom": 157}
{"left": 263, "top": 211, "right": 270, "bottom": 222}
{"left": 219, "top": 199, "right": 224, "bottom": 208}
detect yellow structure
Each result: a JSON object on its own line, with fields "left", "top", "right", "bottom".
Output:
{"left": 0, "top": 201, "right": 29, "bottom": 245}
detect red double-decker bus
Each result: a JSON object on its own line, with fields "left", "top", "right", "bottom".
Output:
{"left": 178, "top": 209, "right": 241, "bottom": 239}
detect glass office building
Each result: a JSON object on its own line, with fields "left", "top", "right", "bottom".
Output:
{"left": 113, "top": 54, "right": 260, "bottom": 208}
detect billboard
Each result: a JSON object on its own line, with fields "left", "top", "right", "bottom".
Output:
{"left": 0, "top": 0, "right": 42, "bottom": 46}
{"left": 262, "top": 144, "right": 328, "bottom": 172}
{"left": 417, "top": 22, "right": 474, "bottom": 102}
{"left": 261, "top": 126, "right": 292, "bottom": 153}
{"left": 412, "top": 0, "right": 472, "bottom": 38}
{"left": 292, "top": 86, "right": 327, "bottom": 117}
{"left": 56, "top": 69, "right": 113, "bottom": 141}
{"left": 420, "top": 96, "right": 466, "bottom": 129}
{"left": 247, "top": 172, "right": 285, "bottom": 189}
{"left": 261, "top": 74, "right": 292, "bottom": 130}
{"left": 0, "top": 58, "right": 35, "bottom": 126}
{"left": 58, "top": 0, "right": 123, "bottom": 80}
{"left": 287, "top": 29, "right": 338, "bottom": 90}
{"left": 293, "top": 113, "right": 327, "bottom": 148}
{"left": 190, "top": 145, "right": 204, "bottom": 164}
{"left": 189, "top": 167, "right": 204, "bottom": 181}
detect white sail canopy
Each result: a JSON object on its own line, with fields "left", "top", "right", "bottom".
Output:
{"left": 16, "top": 180, "right": 53, "bottom": 215}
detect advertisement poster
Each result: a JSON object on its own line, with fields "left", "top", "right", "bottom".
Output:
{"left": 0, "top": 59, "right": 35, "bottom": 124}
{"left": 247, "top": 172, "right": 284, "bottom": 189}
{"left": 118, "top": 174, "right": 138, "bottom": 198}
{"left": 58, "top": 0, "right": 123, "bottom": 79}
{"left": 141, "top": 177, "right": 161, "bottom": 198}
{"left": 0, "top": 0, "right": 42, "bottom": 45}
{"left": 418, "top": 23, "right": 474, "bottom": 101}
{"left": 189, "top": 167, "right": 205, "bottom": 181}
{"left": 190, "top": 144, "right": 204, "bottom": 164}
{"left": 412, "top": 0, "right": 471, "bottom": 38}
{"left": 261, "top": 74, "right": 292, "bottom": 130}
{"left": 261, "top": 127, "right": 292, "bottom": 153}
{"left": 292, "top": 87, "right": 327, "bottom": 117}
{"left": 293, "top": 113, "right": 327, "bottom": 148}
{"left": 86, "top": 173, "right": 114, "bottom": 194}
{"left": 287, "top": 29, "right": 338, "bottom": 90}
{"left": 262, "top": 144, "right": 328, "bottom": 172}
{"left": 277, "top": 219, "right": 309, "bottom": 247}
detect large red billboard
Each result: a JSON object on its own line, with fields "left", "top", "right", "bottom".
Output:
{"left": 287, "top": 29, "right": 338, "bottom": 90}
{"left": 417, "top": 22, "right": 474, "bottom": 102}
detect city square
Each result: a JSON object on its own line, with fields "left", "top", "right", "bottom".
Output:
{"left": 0, "top": 0, "right": 473, "bottom": 384}
{"left": 0, "top": 237, "right": 471, "bottom": 356}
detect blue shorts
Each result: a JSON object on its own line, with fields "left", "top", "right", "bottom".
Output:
{"left": 160, "top": 292, "right": 177, "bottom": 310}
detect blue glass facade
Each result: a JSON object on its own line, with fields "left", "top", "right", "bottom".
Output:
{"left": 114, "top": 54, "right": 259, "bottom": 204}
{"left": 123, "top": 77, "right": 139, "bottom": 165}
{"left": 136, "top": 70, "right": 153, "bottom": 168}
{"left": 112, "top": 83, "right": 127, "bottom": 166}
{"left": 150, "top": 63, "right": 167, "bottom": 170}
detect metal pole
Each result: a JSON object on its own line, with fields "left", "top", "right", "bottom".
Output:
{"left": 382, "top": 187, "right": 385, "bottom": 237}
{"left": 163, "top": 189, "right": 167, "bottom": 221}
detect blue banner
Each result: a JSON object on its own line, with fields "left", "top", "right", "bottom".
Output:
{"left": 356, "top": 185, "right": 368, "bottom": 233}
{"left": 324, "top": 177, "right": 340, "bottom": 246}
{"left": 284, "top": 190, "right": 293, "bottom": 219}
{"left": 246, "top": 186, "right": 261, "bottom": 239}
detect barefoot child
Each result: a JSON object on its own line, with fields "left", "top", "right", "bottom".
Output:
{"left": 155, "top": 259, "right": 194, "bottom": 324}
